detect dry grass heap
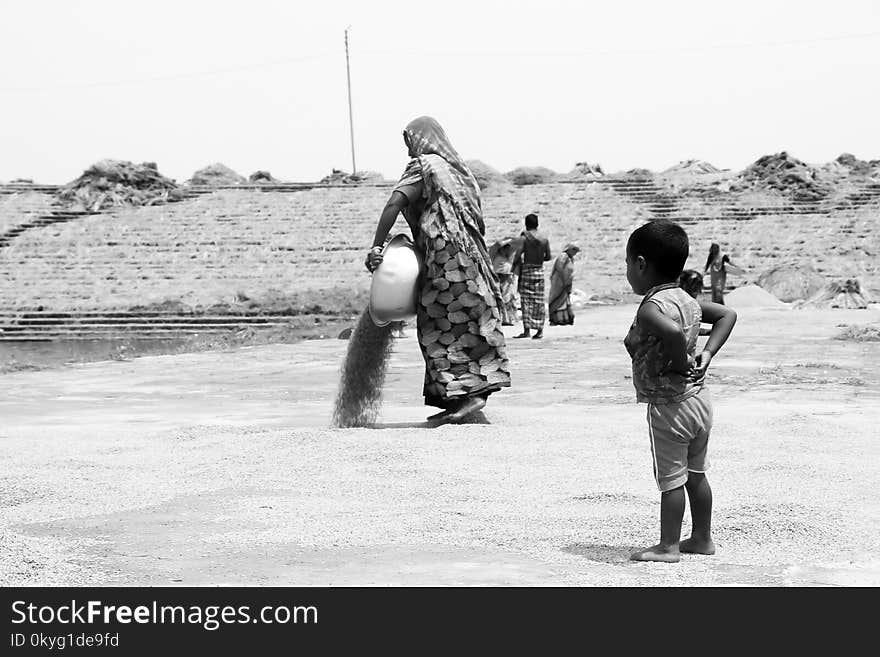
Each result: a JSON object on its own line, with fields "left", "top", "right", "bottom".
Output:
{"left": 504, "top": 166, "right": 559, "bottom": 185}
{"left": 248, "top": 170, "right": 278, "bottom": 183}
{"left": 663, "top": 159, "right": 721, "bottom": 175}
{"left": 832, "top": 153, "right": 880, "bottom": 178}
{"left": 798, "top": 278, "right": 874, "bottom": 309}
{"left": 188, "top": 163, "right": 246, "bottom": 186}
{"left": 835, "top": 323, "right": 880, "bottom": 342}
{"left": 56, "top": 160, "right": 183, "bottom": 212}
{"left": 320, "top": 170, "right": 385, "bottom": 185}
{"left": 559, "top": 162, "right": 605, "bottom": 181}
{"left": 732, "top": 151, "right": 833, "bottom": 201}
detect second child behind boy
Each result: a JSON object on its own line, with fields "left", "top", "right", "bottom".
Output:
{"left": 623, "top": 221, "right": 737, "bottom": 563}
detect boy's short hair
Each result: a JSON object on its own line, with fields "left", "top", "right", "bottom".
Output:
{"left": 627, "top": 220, "right": 689, "bottom": 280}
{"left": 524, "top": 213, "right": 538, "bottom": 229}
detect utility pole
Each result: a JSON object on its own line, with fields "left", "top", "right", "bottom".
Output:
{"left": 344, "top": 26, "right": 356, "bottom": 174}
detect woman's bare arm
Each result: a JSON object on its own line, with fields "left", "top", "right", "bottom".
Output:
{"left": 371, "top": 191, "right": 410, "bottom": 248}
{"left": 365, "top": 190, "right": 411, "bottom": 272}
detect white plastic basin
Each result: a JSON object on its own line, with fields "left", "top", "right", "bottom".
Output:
{"left": 369, "top": 234, "right": 424, "bottom": 327}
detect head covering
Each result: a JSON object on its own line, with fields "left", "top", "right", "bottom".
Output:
{"left": 403, "top": 117, "right": 467, "bottom": 173}
{"left": 398, "top": 116, "right": 484, "bottom": 235}
{"left": 705, "top": 242, "right": 722, "bottom": 270}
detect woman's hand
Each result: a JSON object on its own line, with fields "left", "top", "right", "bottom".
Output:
{"left": 365, "top": 246, "right": 384, "bottom": 272}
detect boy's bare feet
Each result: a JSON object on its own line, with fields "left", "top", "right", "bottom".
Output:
{"left": 513, "top": 331, "right": 530, "bottom": 339}
{"left": 679, "top": 537, "right": 716, "bottom": 555}
{"left": 630, "top": 544, "right": 681, "bottom": 563}
{"left": 531, "top": 330, "right": 543, "bottom": 339}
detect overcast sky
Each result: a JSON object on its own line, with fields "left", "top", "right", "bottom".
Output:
{"left": 1, "top": 0, "right": 878, "bottom": 183}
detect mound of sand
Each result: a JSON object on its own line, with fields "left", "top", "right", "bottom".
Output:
{"left": 559, "top": 162, "right": 604, "bottom": 181}
{"left": 758, "top": 264, "right": 826, "bottom": 302}
{"left": 188, "top": 163, "right": 246, "bottom": 186}
{"left": 320, "top": 169, "right": 385, "bottom": 185}
{"left": 732, "top": 152, "right": 832, "bottom": 201}
{"left": 724, "top": 284, "right": 787, "bottom": 309}
{"left": 466, "top": 160, "right": 511, "bottom": 191}
{"left": 662, "top": 159, "right": 721, "bottom": 175}
{"left": 56, "top": 160, "right": 183, "bottom": 212}
{"left": 504, "top": 166, "right": 559, "bottom": 185}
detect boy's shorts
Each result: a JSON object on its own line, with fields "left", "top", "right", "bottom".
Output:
{"left": 646, "top": 389, "right": 713, "bottom": 492}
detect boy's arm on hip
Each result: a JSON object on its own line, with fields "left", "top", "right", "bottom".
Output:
{"left": 698, "top": 300, "right": 737, "bottom": 356}
{"left": 637, "top": 302, "right": 690, "bottom": 372}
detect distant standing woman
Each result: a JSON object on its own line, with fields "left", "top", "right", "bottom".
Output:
{"left": 365, "top": 116, "right": 511, "bottom": 424}
{"left": 489, "top": 236, "right": 522, "bottom": 326}
{"left": 548, "top": 243, "right": 580, "bottom": 325}
{"left": 704, "top": 243, "right": 744, "bottom": 304}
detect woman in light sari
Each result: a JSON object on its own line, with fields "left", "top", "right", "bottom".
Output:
{"left": 365, "top": 117, "right": 510, "bottom": 424}
{"left": 704, "top": 243, "right": 745, "bottom": 305}
{"left": 548, "top": 243, "right": 580, "bottom": 326}
{"left": 489, "top": 236, "right": 522, "bottom": 325}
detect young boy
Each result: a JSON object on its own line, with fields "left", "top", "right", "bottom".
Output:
{"left": 678, "top": 269, "right": 711, "bottom": 335}
{"left": 623, "top": 221, "right": 737, "bottom": 563}
{"left": 677, "top": 269, "right": 704, "bottom": 299}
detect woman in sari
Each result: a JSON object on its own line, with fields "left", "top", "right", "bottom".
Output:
{"left": 488, "top": 236, "right": 522, "bottom": 325}
{"left": 704, "top": 243, "right": 744, "bottom": 305}
{"left": 548, "top": 243, "right": 580, "bottom": 326}
{"left": 365, "top": 116, "right": 511, "bottom": 424}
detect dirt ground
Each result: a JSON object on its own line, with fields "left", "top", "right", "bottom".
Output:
{"left": 1, "top": 303, "right": 878, "bottom": 586}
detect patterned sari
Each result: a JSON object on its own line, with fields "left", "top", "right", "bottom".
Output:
{"left": 393, "top": 117, "right": 511, "bottom": 409}
{"left": 489, "top": 237, "right": 521, "bottom": 325}
{"left": 548, "top": 251, "right": 576, "bottom": 325}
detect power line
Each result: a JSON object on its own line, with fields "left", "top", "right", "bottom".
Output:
{"left": 2, "top": 30, "right": 876, "bottom": 94}
{"left": 359, "top": 30, "right": 880, "bottom": 58}
{"left": 0, "top": 52, "right": 334, "bottom": 93}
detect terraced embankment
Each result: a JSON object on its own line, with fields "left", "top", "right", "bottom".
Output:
{"left": 1, "top": 178, "right": 878, "bottom": 340}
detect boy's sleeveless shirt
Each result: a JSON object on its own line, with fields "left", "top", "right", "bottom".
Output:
{"left": 624, "top": 283, "right": 703, "bottom": 404}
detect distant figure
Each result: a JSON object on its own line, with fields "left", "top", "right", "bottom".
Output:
{"left": 489, "top": 236, "right": 523, "bottom": 326}
{"left": 703, "top": 243, "right": 744, "bottom": 305}
{"left": 678, "top": 269, "right": 711, "bottom": 335}
{"left": 548, "top": 243, "right": 581, "bottom": 326}
{"left": 678, "top": 269, "right": 704, "bottom": 299}
{"left": 514, "top": 213, "right": 552, "bottom": 339}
